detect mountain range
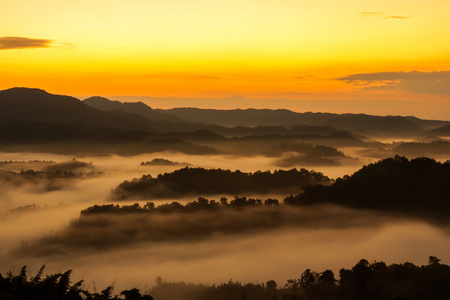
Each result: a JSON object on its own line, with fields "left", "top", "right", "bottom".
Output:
{"left": 0, "top": 88, "right": 449, "bottom": 149}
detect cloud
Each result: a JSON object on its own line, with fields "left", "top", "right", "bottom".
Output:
{"left": 336, "top": 71, "right": 450, "bottom": 96}
{"left": 337, "top": 71, "right": 450, "bottom": 82}
{"left": 0, "top": 37, "right": 53, "bottom": 50}
{"left": 383, "top": 16, "right": 411, "bottom": 19}
{"left": 357, "top": 12, "right": 411, "bottom": 19}
{"left": 357, "top": 12, "right": 386, "bottom": 16}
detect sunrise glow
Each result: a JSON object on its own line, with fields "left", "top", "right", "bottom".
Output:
{"left": 1, "top": 0, "right": 449, "bottom": 118}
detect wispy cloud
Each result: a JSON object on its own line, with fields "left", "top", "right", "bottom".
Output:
{"left": 336, "top": 71, "right": 450, "bottom": 96}
{"left": 383, "top": 16, "right": 411, "bottom": 19}
{"left": 337, "top": 71, "right": 450, "bottom": 82}
{"left": 357, "top": 12, "right": 386, "bottom": 16}
{"left": 0, "top": 37, "right": 53, "bottom": 50}
{"left": 356, "top": 12, "right": 411, "bottom": 20}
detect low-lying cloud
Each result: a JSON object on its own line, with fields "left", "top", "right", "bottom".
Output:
{"left": 337, "top": 70, "right": 450, "bottom": 96}
{"left": 0, "top": 37, "right": 53, "bottom": 50}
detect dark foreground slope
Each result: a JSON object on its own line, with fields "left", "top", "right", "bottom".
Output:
{"left": 285, "top": 156, "right": 450, "bottom": 219}
{"left": 2, "top": 258, "right": 449, "bottom": 300}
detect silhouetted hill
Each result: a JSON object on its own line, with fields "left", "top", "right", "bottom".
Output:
{"left": 426, "top": 125, "right": 450, "bottom": 137}
{"left": 164, "top": 129, "right": 227, "bottom": 141}
{"left": 406, "top": 116, "right": 450, "bottom": 130}
{"left": 0, "top": 88, "right": 156, "bottom": 131}
{"left": 393, "top": 141, "right": 450, "bottom": 156}
{"left": 324, "top": 114, "right": 424, "bottom": 137}
{"left": 161, "top": 108, "right": 447, "bottom": 137}
{"left": 84, "top": 97, "right": 361, "bottom": 138}
{"left": 112, "top": 167, "right": 332, "bottom": 199}
{"left": 0, "top": 121, "right": 220, "bottom": 155}
{"left": 221, "top": 124, "right": 352, "bottom": 137}
{"left": 0, "top": 88, "right": 227, "bottom": 135}
{"left": 83, "top": 96, "right": 188, "bottom": 123}
{"left": 285, "top": 156, "right": 450, "bottom": 219}
{"left": 140, "top": 158, "right": 191, "bottom": 167}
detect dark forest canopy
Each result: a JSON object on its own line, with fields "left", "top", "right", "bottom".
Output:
{"left": 0, "top": 169, "right": 102, "bottom": 192}
{"left": 2, "top": 257, "right": 449, "bottom": 300}
{"left": 140, "top": 158, "right": 191, "bottom": 167}
{"left": 285, "top": 156, "right": 450, "bottom": 219}
{"left": 111, "top": 167, "right": 332, "bottom": 200}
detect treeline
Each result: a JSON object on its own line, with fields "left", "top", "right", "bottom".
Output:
{"left": 0, "top": 169, "right": 103, "bottom": 193}
{"left": 82, "top": 196, "right": 280, "bottom": 216}
{"left": 2, "top": 257, "right": 449, "bottom": 300}
{"left": 112, "top": 167, "right": 331, "bottom": 200}
{"left": 0, "top": 160, "right": 53, "bottom": 164}
{"left": 285, "top": 156, "right": 450, "bottom": 219}
{"left": 140, "top": 158, "right": 191, "bottom": 167}
{"left": 0, "top": 170, "right": 102, "bottom": 185}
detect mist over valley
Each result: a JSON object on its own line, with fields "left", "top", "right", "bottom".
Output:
{"left": 0, "top": 88, "right": 449, "bottom": 299}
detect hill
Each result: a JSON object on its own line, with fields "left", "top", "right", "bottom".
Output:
{"left": 0, "top": 88, "right": 228, "bottom": 135}
{"left": 426, "top": 125, "right": 450, "bottom": 137}
{"left": 112, "top": 167, "right": 332, "bottom": 199}
{"left": 161, "top": 108, "right": 449, "bottom": 137}
{"left": 285, "top": 156, "right": 450, "bottom": 219}
{"left": 83, "top": 96, "right": 188, "bottom": 123}
{"left": 0, "top": 88, "right": 156, "bottom": 131}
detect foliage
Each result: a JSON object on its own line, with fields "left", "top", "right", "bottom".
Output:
{"left": 284, "top": 156, "right": 450, "bottom": 219}
{"left": 149, "top": 257, "right": 450, "bottom": 300}
{"left": 2, "top": 259, "right": 449, "bottom": 299}
{"left": 112, "top": 167, "right": 331, "bottom": 200}
{"left": 0, "top": 265, "right": 153, "bottom": 300}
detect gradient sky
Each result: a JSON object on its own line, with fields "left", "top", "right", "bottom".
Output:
{"left": 1, "top": 0, "right": 449, "bottom": 119}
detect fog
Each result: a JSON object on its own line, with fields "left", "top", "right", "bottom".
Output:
{"left": 1, "top": 151, "right": 449, "bottom": 293}
{"left": 3, "top": 218, "right": 449, "bottom": 292}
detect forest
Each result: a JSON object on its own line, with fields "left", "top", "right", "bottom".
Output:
{"left": 1, "top": 257, "right": 449, "bottom": 300}
{"left": 284, "top": 156, "right": 450, "bottom": 221}
{"left": 112, "top": 167, "right": 331, "bottom": 199}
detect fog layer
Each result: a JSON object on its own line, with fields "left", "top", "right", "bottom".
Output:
{"left": 1, "top": 151, "right": 449, "bottom": 293}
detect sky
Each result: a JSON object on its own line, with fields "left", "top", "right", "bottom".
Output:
{"left": 1, "top": 0, "right": 449, "bottom": 119}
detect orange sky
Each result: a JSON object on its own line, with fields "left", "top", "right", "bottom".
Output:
{"left": 1, "top": 0, "right": 449, "bottom": 119}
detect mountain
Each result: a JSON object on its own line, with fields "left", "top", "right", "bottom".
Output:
{"left": 405, "top": 116, "right": 450, "bottom": 130}
{"left": 426, "top": 125, "right": 450, "bottom": 137}
{"left": 0, "top": 88, "right": 156, "bottom": 131}
{"left": 0, "top": 88, "right": 228, "bottom": 134}
{"left": 83, "top": 96, "right": 188, "bottom": 123}
{"left": 161, "top": 108, "right": 449, "bottom": 137}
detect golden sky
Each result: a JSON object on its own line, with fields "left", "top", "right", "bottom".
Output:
{"left": 1, "top": 0, "right": 449, "bottom": 119}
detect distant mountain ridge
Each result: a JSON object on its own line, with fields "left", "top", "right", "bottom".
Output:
{"left": 160, "top": 107, "right": 450, "bottom": 137}
{"left": 83, "top": 96, "right": 188, "bottom": 123}
{"left": 1, "top": 88, "right": 449, "bottom": 139}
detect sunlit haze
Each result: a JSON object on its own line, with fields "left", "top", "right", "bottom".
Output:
{"left": 1, "top": 0, "right": 449, "bottom": 119}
